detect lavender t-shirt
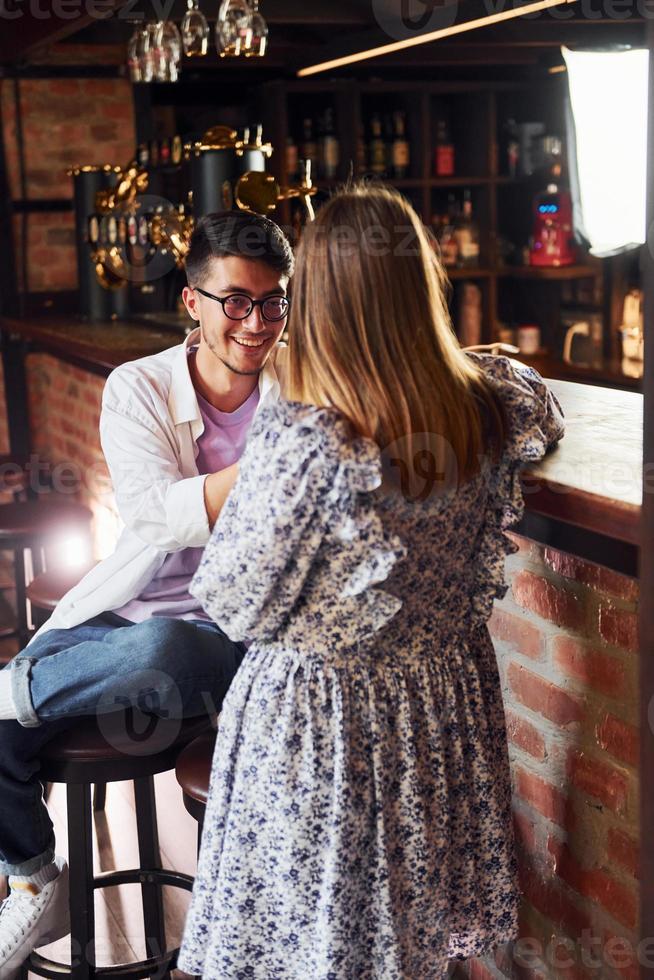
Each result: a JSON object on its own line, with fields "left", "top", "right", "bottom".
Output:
{"left": 114, "top": 373, "right": 260, "bottom": 623}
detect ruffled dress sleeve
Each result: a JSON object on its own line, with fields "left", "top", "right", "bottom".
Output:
{"left": 464, "top": 353, "right": 566, "bottom": 621}
{"left": 190, "top": 399, "right": 406, "bottom": 645}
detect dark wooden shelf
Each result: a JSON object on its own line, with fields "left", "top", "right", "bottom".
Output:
{"left": 428, "top": 176, "right": 492, "bottom": 187}
{"left": 496, "top": 264, "right": 600, "bottom": 280}
{"left": 446, "top": 267, "right": 492, "bottom": 279}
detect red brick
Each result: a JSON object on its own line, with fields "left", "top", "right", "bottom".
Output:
{"left": 566, "top": 750, "right": 629, "bottom": 815}
{"left": 607, "top": 828, "right": 639, "bottom": 880}
{"left": 603, "top": 930, "right": 640, "bottom": 978}
{"left": 514, "top": 766, "right": 572, "bottom": 829}
{"left": 598, "top": 605, "right": 638, "bottom": 654}
{"left": 512, "top": 570, "right": 585, "bottom": 631}
{"left": 547, "top": 838, "right": 637, "bottom": 929}
{"left": 543, "top": 549, "right": 639, "bottom": 603}
{"left": 552, "top": 636, "right": 626, "bottom": 699}
{"left": 518, "top": 863, "right": 592, "bottom": 941}
{"left": 512, "top": 806, "right": 537, "bottom": 857}
{"left": 508, "top": 663, "right": 584, "bottom": 727}
{"left": 468, "top": 961, "right": 496, "bottom": 980}
{"left": 596, "top": 715, "right": 638, "bottom": 767}
{"left": 489, "top": 607, "right": 544, "bottom": 660}
{"left": 506, "top": 710, "right": 546, "bottom": 760}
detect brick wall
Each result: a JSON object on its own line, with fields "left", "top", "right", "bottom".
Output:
{"left": 457, "top": 534, "right": 640, "bottom": 980}
{"left": 26, "top": 355, "right": 119, "bottom": 559}
{"left": 0, "top": 76, "right": 135, "bottom": 292}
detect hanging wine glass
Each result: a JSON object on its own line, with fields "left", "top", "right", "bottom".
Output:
{"left": 153, "top": 20, "right": 182, "bottom": 82}
{"left": 215, "top": 0, "right": 253, "bottom": 58}
{"left": 127, "top": 24, "right": 145, "bottom": 82}
{"left": 181, "top": 0, "right": 209, "bottom": 57}
{"left": 130, "top": 23, "right": 155, "bottom": 83}
{"left": 245, "top": 0, "right": 268, "bottom": 58}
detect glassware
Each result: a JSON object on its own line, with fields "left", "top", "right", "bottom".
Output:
{"left": 245, "top": 0, "right": 268, "bottom": 58}
{"left": 128, "top": 23, "right": 155, "bottom": 83}
{"left": 153, "top": 20, "right": 182, "bottom": 82}
{"left": 127, "top": 24, "right": 146, "bottom": 82}
{"left": 181, "top": 0, "right": 209, "bottom": 57}
{"left": 215, "top": 0, "right": 252, "bottom": 58}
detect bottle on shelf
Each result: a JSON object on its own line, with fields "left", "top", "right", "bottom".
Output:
{"left": 286, "top": 135, "right": 299, "bottom": 183}
{"left": 356, "top": 122, "right": 367, "bottom": 175}
{"left": 149, "top": 138, "right": 159, "bottom": 169}
{"left": 383, "top": 114, "right": 395, "bottom": 176}
{"left": 320, "top": 107, "right": 340, "bottom": 180}
{"left": 436, "top": 195, "right": 459, "bottom": 268}
{"left": 369, "top": 114, "right": 387, "bottom": 176}
{"left": 502, "top": 118, "right": 520, "bottom": 178}
{"left": 434, "top": 119, "right": 455, "bottom": 177}
{"left": 171, "top": 134, "right": 183, "bottom": 166}
{"left": 160, "top": 136, "right": 171, "bottom": 166}
{"left": 453, "top": 189, "right": 480, "bottom": 267}
{"left": 301, "top": 118, "right": 318, "bottom": 177}
{"left": 137, "top": 142, "right": 149, "bottom": 169}
{"left": 391, "top": 110, "right": 410, "bottom": 179}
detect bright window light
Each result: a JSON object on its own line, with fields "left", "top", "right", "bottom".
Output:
{"left": 563, "top": 46, "right": 649, "bottom": 256}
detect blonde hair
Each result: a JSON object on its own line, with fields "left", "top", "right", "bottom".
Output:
{"left": 288, "top": 183, "right": 506, "bottom": 495}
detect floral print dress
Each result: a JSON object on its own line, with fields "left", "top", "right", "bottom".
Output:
{"left": 177, "top": 353, "right": 565, "bottom": 980}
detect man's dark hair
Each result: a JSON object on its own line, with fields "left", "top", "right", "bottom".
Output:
{"left": 185, "top": 210, "right": 294, "bottom": 286}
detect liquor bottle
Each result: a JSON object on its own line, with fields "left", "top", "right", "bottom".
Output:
{"left": 137, "top": 142, "right": 149, "bottom": 169}
{"left": 171, "top": 134, "right": 183, "bottom": 166}
{"left": 301, "top": 118, "right": 318, "bottom": 176}
{"left": 149, "top": 138, "right": 159, "bottom": 169}
{"left": 391, "top": 110, "right": 410, "bottom": 179}
{"left": 160, "top": 136, "right": 171, "bottom": 166}
{"left": 383, "top": 114, "right": 394, "bottom": 175}
{"left": 321, "top": 107, "right": 340, "bottom": 180}
{"left": 502, "top": 118, "right": 520, "bottom": 178}
{"left": 453, "top": 189, "right": 480, "bottom": 267}
{"left": 434, "top": 120, "right": 455, "bottom": 177}
{"left": 285, "top": 135, "right": 299, "bottom": 182}
{"left": 438, "top": 196, "right": 459, "bottom": 267}
{"left": 356, "top": 122, "right": 367, "bottom": 175}
{"left": 369, "top": 114, "right": 386, "bottom": 176}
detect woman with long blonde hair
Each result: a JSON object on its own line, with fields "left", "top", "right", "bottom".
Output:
{"left": 179, "top": 184, "right": 565, "bottom": 979}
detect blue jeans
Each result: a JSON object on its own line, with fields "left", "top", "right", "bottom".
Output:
{"left": 0, "top": 612, "right": 246, "bottom": 875}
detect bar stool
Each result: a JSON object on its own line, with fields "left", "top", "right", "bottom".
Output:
{"left": 26, "top": 562, "right": 97, "bottom": 632}
{"left": 26, "top": 563, "right": 107, "bottom": 810}
{"left": 23, "top": 711, "right": 214, "bottom": 979}
{"left": 175, "top": 732, "right": 216, "bottom": 854}
{"left": 0, "top": 498, "right": 93, "bottom": 647}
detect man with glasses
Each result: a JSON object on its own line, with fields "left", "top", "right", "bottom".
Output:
{"left": 0, "top": 210, "right": 293, "bottom": 975}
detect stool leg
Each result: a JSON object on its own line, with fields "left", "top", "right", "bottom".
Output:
{"left": 14, "top": 548, "right": 30, "bottom": 648}
{"left": 92, "top": 783, "right": 106, "bottom": 812}
{"left": 67, "top": 782, "right": 95, "bottom": 980}
{"left": 133, "top": 776, "right": 168, "bottom": 973}
{"left": 196, "top": 811, "right": 205, "bottom": 860}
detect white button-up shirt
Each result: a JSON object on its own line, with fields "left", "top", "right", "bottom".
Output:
{"left": 29, "top": 327, "right": 285, "bottom": 641}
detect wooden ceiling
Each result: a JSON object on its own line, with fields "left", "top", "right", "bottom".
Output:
{"left": 0, "top": 0, "right": 645, "bottom": 75}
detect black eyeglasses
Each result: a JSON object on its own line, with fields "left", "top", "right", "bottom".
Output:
{"left": 194, "top": 287, "right": 290, "bottom": 323}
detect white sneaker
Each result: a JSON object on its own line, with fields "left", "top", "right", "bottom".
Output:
{"left": 0, "top": 856, "right": 70, "bottom": 977}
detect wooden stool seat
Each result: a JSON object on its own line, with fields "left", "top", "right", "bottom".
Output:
{"left": 41, "top": 713, "right": 213, "bottom": 779}
{"left": 175, "top": 731, "right": 216, "bottom": 840}
{"left": 26, "top": 713, "right": 215, "bottom": 979}
{"left": 26, "top": 562, "right": 96, "bottom": 613}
